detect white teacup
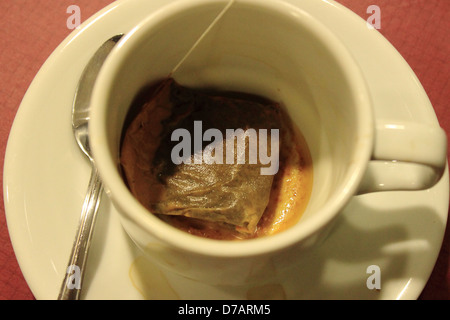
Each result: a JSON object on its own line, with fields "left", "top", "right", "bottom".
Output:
{"left": 90, "top": 0, "right": 447, "bottom": 285}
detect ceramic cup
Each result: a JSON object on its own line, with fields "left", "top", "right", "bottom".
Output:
{"left": 90, "top": 0, "right": 447, "bottom": 285}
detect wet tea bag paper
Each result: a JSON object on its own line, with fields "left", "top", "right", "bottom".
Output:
{"left": 121, "top": 79, "right": 282, "bottom": 232}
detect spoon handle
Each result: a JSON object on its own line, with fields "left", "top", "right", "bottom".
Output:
{"left": 58, "top": 166, "right": 103, "bottom": 300}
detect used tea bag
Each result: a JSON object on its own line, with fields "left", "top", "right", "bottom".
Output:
{"left": 120, "top": 78, "right": 283, "bottom": 233}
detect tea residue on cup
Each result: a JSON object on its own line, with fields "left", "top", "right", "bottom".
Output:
{"left": 120, "top": 78, "right": 313, "bottom": 240}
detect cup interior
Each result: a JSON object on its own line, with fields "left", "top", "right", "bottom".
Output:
{"left": 91, "top": 0, "right": 373, "bottom": 256}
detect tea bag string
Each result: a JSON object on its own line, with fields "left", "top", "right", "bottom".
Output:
{"left": 170, "top": 0, "right": 236, "bottom": 76}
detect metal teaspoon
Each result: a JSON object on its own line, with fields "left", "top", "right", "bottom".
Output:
{"left": 58, "top": 34, "right": 123, "bottom": 300}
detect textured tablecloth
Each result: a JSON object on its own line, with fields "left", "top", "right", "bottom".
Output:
{"left": 0, "top": 0, "right": 448, "bottom": 300}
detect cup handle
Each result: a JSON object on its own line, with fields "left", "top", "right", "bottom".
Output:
{"left": 358, "top": 120, "right": 447, "bottom": 194}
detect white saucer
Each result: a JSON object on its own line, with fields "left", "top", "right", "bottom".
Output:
{"left": 4, "top": 0, "right": 448, "bottom": 300}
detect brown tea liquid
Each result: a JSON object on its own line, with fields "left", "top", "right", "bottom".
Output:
{"left": 120, "top": 78, "right": 313, "bottom": 240}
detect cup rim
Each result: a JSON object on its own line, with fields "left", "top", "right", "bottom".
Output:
{"left": 90, "top": 0, "right": 374, "bottom": 258}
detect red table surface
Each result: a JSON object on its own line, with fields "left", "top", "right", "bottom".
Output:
{"left": 0, "top": 0, "right": 448, "bottom": 300}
